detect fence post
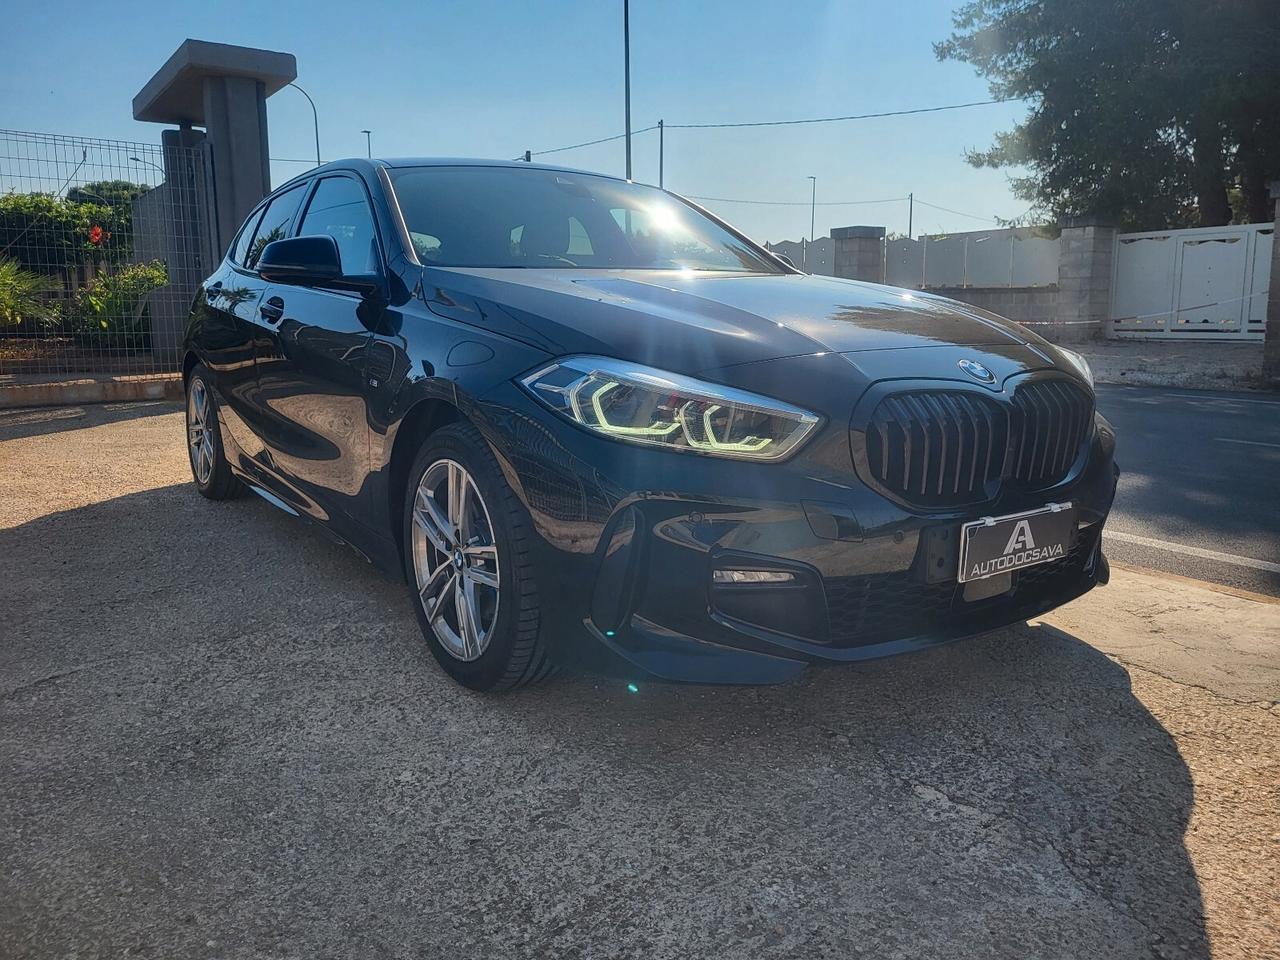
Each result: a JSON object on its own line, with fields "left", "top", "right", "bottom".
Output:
{"left": 831, "top": 226, "right": 886, "bottom": 283}
{"left": 1264, "top": 181, "right": 1280, "bottom": 383}
{"left": 1056, "top": 216, "right": 1117, "bottom": 343}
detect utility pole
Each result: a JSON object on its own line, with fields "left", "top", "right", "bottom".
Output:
{"left": 361, "top": 129, "right": 372, "bottom": 158}
{"left": 908, "top": 192, "right": 914, "bottom": 240}
{"left": 807, "top": 176, "right": 817, "bottom": 270}
{"left": 658, "top": 119, "right": 664, "bottom": 189}
{"left": 623, "top": 0, "right": 632, "bottom": 180}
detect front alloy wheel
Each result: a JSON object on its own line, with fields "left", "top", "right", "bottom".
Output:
{"left": 411, "top": 459, "right": 501, "bottom": 661}
{"left": 403, "top": 423, "right": 550, "bottom": 691}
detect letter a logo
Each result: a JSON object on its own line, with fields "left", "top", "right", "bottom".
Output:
{"left": 1004, "top": 520, "right": 1036, "bottom": 555}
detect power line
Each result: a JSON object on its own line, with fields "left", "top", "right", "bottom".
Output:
{"left": 688, "top": 194, "right": 907, "bottom": 207}
{"left": 667, "top": 98, "right": 1013, "bottom": 130}
{"left": 912, "top": 198, "right": 1000, "bottom": 223}
{"left": 519, "top": 98, "right": 1015, "bottom": 159}
{"left": 515, "top": 125, "right": 660, "bottom": 161}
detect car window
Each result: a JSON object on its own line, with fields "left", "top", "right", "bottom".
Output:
{"left": 245, "top": 184, "right": 306, "bottom": 270}
{"left": 230, "top": 205, "right": 266, "bottom": 266}
{"left": 388, "top": 166, "right": 782, "bottom": 273}
{"left": 298, "top": 176, "right": 380, "bottom": 275}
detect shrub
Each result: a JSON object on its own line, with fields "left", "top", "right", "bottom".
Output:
{"left": 73, "top": 259, "right": 168, "bottom": 342}
{"left": 0, "top": 257, "right": 57, "bottom": 328}
{"left": 0, "top": 191, "right": 133, "bottom": 273}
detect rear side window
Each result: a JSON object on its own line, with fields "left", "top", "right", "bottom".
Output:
{"left": 298, "top": 176, "right": 380, "bottom": 274}
{"left": 230, "top": 205, "right": 266, "bottom": 265}
{"left": 244, "top": 184, "right": 307, "bottom": 270}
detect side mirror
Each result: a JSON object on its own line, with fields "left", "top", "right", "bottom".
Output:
{"left": 258, "top": 235, "right": 342, "bottom": 285}
{"left": 258, "top": 235, "right": 383, "bottom": 297}
{"left": 772, "top": 252, "right": 796, "bottom": 269}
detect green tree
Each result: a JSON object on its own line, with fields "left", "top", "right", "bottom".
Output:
{"left": 65, "top": 179, "right": 149, "bottom": 208}
{"left": 937, "top": 0, "right": 1280, "bottom": 229}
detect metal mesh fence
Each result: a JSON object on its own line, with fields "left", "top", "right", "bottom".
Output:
{"left": 0, "top": 128, "right": 210, "bottom": 379}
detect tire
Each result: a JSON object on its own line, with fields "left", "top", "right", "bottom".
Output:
{"left": 402, "top": 422, "right": 549, "bottom": 691}
{"left": 186, "top": 364, "right": 243, "bottom": 501}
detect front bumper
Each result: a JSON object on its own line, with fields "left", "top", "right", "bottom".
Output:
{"left": 477, "top": 384, "right": 1119, "bottom": 684}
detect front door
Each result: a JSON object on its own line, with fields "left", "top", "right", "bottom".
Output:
{"left": 252, "top": 174, "right": 378, "bottom": 528}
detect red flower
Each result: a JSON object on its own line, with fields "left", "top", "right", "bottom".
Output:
{"left": 88, "top": 225, "right": 104, "bottom": 245}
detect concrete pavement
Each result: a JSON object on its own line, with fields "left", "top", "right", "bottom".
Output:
{"left": 1, "top": 402, "right": 1277, "bottom": 959}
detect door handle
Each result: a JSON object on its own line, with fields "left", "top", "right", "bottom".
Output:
{"left": 259, "top": 296, "right": 285, "bottom": 324}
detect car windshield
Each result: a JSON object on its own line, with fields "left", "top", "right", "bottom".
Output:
{"left": 387, "top": 165, "right": 784, "bottom": 273}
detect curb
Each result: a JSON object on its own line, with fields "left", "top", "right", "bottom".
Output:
{"left": 0, "top": 375, "right": 183, "bottom": 410}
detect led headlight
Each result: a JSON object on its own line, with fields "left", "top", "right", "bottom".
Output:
{"left": 520, "top": 356, "right": 820, "bottom": 461}
{"left": 1058, "top": 348, "right": 1094, "bottom": 388}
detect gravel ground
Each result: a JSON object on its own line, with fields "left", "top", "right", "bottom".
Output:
{"left": 2, "top": 402, "right": 1277, "bottom": 960}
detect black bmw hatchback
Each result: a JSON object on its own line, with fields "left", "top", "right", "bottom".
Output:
{"left": 183, "top": 158, "right": 1117, "bottom": 690}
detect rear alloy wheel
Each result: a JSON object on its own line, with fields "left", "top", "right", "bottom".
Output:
{"left": 403, "top": 423, "right": 549, "bottom": 691}
{"left": 186, "top": 364, "right": 242, "bottom": 500}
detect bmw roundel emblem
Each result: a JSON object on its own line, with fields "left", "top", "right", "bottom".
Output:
{"left": 958, "top": 359, "right": 995, "bottom": 383}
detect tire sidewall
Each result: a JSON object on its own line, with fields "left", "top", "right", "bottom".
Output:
{"left": 402, "top": 425, "right": 529, "bottom": 691}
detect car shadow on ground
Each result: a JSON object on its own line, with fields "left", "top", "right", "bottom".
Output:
{"left": 0, "top": 483, "right": 1208, "bottom": 959}
{"left": 0, "top": 400, "right": 180, "bottom": 442}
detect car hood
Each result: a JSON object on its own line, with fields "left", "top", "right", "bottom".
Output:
{"left": 418, "top": 267, "right": 1050, "bottom": 375}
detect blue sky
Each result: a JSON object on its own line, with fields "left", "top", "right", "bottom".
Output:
{"left": 0, "top": 0, "right": 1030, "bottom": 242}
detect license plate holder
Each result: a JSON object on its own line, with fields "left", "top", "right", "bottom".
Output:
{"left": 957, "top": 502, "right": 1076, "bottom": 583}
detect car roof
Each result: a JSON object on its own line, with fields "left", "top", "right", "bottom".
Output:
{"left": 279, "top": 156, "right": 631, "bottom": 188}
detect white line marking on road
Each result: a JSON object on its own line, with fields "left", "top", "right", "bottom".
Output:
{"left": 1146, "top": 393, "right": 1280, "bottom": 406}
{"left": 1104, "top": 530, "right": 1280, "bottom": 574}
{"left": 1214, "top": 437, "right": 1280, "bottom": 450}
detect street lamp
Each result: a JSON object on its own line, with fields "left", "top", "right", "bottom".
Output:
{"left": 289, "top": 82, "right": 322, "bottom": 167}
{"left": 806, "top": 176, "right": 817, "bottom": 270}
{"left": 361, "top": 129, "right": 372, "bottom": 158}
{"left": 128, "top": 156, "right": 165, "bottom": 182}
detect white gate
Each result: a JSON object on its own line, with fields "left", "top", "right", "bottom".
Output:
{"left": 1110, "top": 222, "right": 1273, "bottom": 339}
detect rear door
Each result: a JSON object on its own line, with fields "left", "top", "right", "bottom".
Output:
{"left": 198, "top": 201, "right": 269, "bottom": 465}
{"left": 216, "top": 183, "right": 309, "bottom": 480}
{"left": 252, "top": 173, "right": 378, "bottom": 526}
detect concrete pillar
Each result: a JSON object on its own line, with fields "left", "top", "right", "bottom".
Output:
{"left": 201, "top": 76, "right": 272, "bottom": 258}
{"left": 1056, "top": 217, "right": 1117, "bottom": 343}
{"left": 132, "top": 41, "right": 296, "bottom": 366}
{"left": 133, "top": 40, "right": 296, "bottom": 259}
{"left": 1264, "top": 182, "right": 1280, "bottom": 383}
{"left": 831, "top": 226, "right": 885, "bottom": 282}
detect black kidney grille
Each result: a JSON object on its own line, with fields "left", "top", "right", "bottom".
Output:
{"left": 866, "top": 391, "right": 1008, "bottom": 508}
{"left": 1008, "top": 379, "right": 1094, "bottom": 489}
{"left": 863, "top": 379, "right": 1093, "bottom": 509}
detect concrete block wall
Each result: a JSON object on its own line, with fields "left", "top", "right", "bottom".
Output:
{"left": 926, "top": 285, "right": 1060, "bottom": 329}
{"left": 1056, "top": 219, "right": 1118, "bottom": 344}
{"left": 819, "top": 219, "right": 1116, "bottom": 344}
{"left": 831, "top": 226, "right": 885, "bottom": 283}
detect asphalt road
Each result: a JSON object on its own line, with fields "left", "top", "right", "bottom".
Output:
{"left": 1094, "top": 385, "right": 1280, "bottom": 597}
